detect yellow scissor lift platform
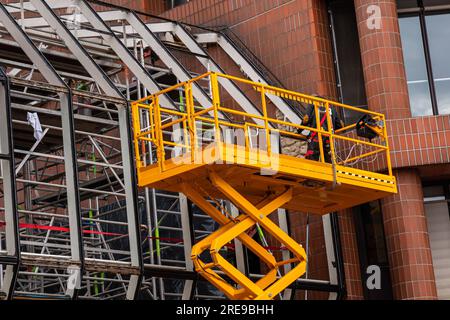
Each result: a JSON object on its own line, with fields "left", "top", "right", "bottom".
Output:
{"left": 132, "top": 72, "right": 397, "bottom": 300}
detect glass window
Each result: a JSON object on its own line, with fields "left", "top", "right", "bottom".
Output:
{"left": 425, "top": 13, "right": 450, "bottom": 115}
{"left": 399, "top": 16, "right": 434, "bottom": 116}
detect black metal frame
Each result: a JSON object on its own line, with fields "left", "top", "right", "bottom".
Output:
{"left": 186, "top": 199, "right": 198, "bottom": 299}
{"left": 330, "top": 212, "right": 346, "bottom": 300}
{"left": 0, "top": 68, "right": 20, "bottom": 300}
{"left": 445, "top": 183, "right": 450, "bottom": 221}
{"left": 352, "top": 202, "right": 394, "bottom": 300}
{"left": 423, "top": 179, "right": 450, "bottom": 220}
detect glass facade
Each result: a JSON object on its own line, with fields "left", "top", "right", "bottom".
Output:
{"left": 399, "top": 5, "right": 450, "bottom": 116}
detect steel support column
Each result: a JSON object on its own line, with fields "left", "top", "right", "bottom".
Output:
{"left": 0, "top": 68, "right": 20, "bottom": 300}
{"left": 118, "top": 102, "right": 144, "bottom": 300}
{"left": 179, "top": 194, "right": 195, "bottom": 300}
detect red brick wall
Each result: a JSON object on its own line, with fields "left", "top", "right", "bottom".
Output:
{"left": 104, "top": 0, "right": 167, "bottom": 14}
{"left": 388, "top": 115, "right": 450, "bottom": 169}
{"left": 163, "top": 0, "right": 338, "bottom": 98}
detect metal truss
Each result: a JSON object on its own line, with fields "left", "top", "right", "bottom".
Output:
{"left": 0, "top": 0, "right": 345, "bottom": 300}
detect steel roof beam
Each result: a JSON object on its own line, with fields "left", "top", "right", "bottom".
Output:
{"left": 4, "top": 0, "right": 73, "bottom": 13}
{"left": 29, "top": 0, "right": 122, "bottom": 98}
{"left": 125, "top": 12, "right": 226, "bottom": 118}
{"left": 217, "top": 34, "right": 302, "bottom": 124}
{"left": 173, "top": 23, "right": 267, "bottom": 127}
{"left": 70, "top": 0, "right": 176, "bottom": 109}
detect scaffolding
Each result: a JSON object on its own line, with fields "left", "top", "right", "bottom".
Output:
{"left": 0, "top": 0, "right": 388, "bottom": 300}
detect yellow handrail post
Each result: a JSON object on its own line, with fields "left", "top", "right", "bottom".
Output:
{"left": 314, "top": 102, "right": 325, "bottom": 163}
{"left": 382, "top": 114, "right": 393, "bottom": 177}
{"left": 210, "top": 72, "right": 223, "bottom": 159}
{"left": 260, "top": 86, "right": 272, "bottom": 161}
{"left": 325, "top": 102, "right": 337, "bottom": 163}
{"left": 244, "top": 123, "right": 250, "bottom": 163}
{"left": 183, "top": 118, "right": 189, "bottom": 155}
{"left": 150, "top": 102, "right": 156, "bottom": 143}
{"left": 154, "top": 95, "right": 165, "bottom": 172}
{"left": 185, "top": 83, "right": 196, "bottom": 163}
{"left": 131, "top": 103, "right": 141, "bottom": 171}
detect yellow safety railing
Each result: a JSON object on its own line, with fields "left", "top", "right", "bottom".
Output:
{"left": 131, "top": 72, "right": 395, "bottom": 300}
{"left": 131, "top": 72, "right": 393, "bottom": 178}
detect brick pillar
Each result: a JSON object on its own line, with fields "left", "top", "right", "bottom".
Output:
{"left": 354, "top": 0, "right": 411, "bottom": 119}
{"left": 354, "top": 0, "right": 437, "bottom": 299}
{"left": 381, "top": 169, "right": 437, "bottom": 299}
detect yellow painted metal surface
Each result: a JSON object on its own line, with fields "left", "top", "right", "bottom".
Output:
{"left": 131, "top": 72, "right": 396, "bottom": 300}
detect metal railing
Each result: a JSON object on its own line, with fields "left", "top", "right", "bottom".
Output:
{"left": 132, "top": 72, "right": 393, "bottom": 178}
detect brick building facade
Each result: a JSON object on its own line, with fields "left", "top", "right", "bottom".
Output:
{"left": 118, "top": 0, "right": 450, "bottom": 300}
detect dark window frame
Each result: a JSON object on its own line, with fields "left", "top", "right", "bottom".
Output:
{"left": 327, "top": 0, "right": 368, "bottom": 124}
{"left": 423, "top": 179, "right": 450, "bottom": 220}
{"left": 167, "top": 0, "right": 189, "bottom": 9}
{"left": 353, "top": 200, "right": 394, "bottom": 300}
{"left": 399, "top": 0, "right": 450, "bottom": 116}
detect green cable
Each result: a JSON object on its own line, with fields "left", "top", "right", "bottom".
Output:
{"left": 92, "top": 153, "right": 97, "bottom": 175}
{"left": 256, "top": 224, "right": 265, "bottom": 245}
{"left": 154, "top": 225, "right": 161, "bottom": 258}
{"left": 100, "top": 272, "right": 105, "bottom": 288}
{"left": 179, "top": 87, "right": 185, "bottom": 112}
{"left": 89, "top": 209, "right": 99, "bottom": 296}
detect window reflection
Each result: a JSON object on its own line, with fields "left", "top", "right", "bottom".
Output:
{"left": 399, "top": 16, "right": 433, "bottom": 116}
{"left": 426, "top": 13, "right": 450, "bottom": 115}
